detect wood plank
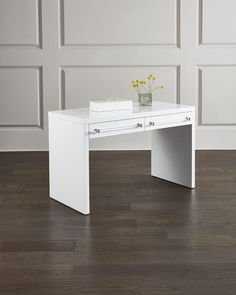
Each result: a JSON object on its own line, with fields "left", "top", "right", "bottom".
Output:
{"left": 0, "top": 151, "right": 236, "bottom": 294}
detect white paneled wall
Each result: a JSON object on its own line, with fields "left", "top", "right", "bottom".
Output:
{"left": 61, "top": 66, "right": 179, "bottom": 109}
{"left": 0, "top": 0, "right": 236, "bottom": 150}
{"left": 199, "top": 66, "right": 236, "bottom": 125}
{"left": 0, "top": 67, "right": 42, "bottom": 126}
{"left": 200, "top": 0, "right": 236, "bottom": 45}
{"left": 62, "top": 0, "right": 178, "bottom": 46}
{"left": 0, "top": 0, "right": 41, "bottom": 47}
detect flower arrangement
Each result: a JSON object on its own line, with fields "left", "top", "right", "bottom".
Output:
{"left": 131, "top": 74, "right": 164, "bottom": 106}
{"left": 132, "top": 74, "right": 164, "bottom": 94}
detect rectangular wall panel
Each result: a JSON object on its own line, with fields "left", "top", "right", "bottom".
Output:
{"left": 199, "top": 0, "right": 236, "bottom": 45}
{"left": 199, "top": 66, "right": 236, "bottom": 125}
{"left": 0, "top": 0, "right": 41, "bottom": 47}
{"left": 0, "top": 67, "right": 42, "bottom": 127}
{"left": 61, "top": 0, "right": 179, "bottom": 46}
{"left": 60, "top": 66, "right": 179, "bottom": 109}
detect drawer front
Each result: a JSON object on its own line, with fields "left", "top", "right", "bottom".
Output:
{"left": 144, "top": 112, "right": 192, "bottom": 130}
{"left": 89, "top": 118, "right": 145, "bottom": 138}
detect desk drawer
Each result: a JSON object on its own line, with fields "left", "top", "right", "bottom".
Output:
{"left": 89, "top": 118, "right": 145, "bottom": 138}
{"left": 145, "top": 112, "right": 192, "bottom": 130}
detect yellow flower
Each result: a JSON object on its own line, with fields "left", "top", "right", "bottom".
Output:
{"left": 152, "top": 76, "right": 156, "bottom": 80}
{"left": 136, "top": 80, "right": 139, "bottom": 83}
{"left": 150, "top": 74, "right": 153, "bottom": 77}
{"left": 132, "top": 80, "right": 135, "bottom": 84}
{"left": 161, "top": 85, "right": 164, "bottom": 89}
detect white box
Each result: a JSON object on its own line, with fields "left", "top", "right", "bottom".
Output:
{"left": 89, "top": 98, "right": 133, "bottom": 112}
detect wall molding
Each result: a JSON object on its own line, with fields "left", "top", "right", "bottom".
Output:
{"left": 0, "top": 0, "right": 42, "bottom": 49}
{"left": 0, "top": 66, "right": 43, "bottom": 129}
{"left": 59, "top": 0, "right": 181, "bottom": 48}
{"left": 59, "top": 65, "right": 181, "bottom": 110}
{"left": 198, "top": 65, "right": 236, "bottom": 126}
{"left": 198, "top": 0, "right": 236, "bottom": 47}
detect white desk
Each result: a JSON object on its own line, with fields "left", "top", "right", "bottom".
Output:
{"left": 48, "top": 101, "right": 195, "bottom": 215}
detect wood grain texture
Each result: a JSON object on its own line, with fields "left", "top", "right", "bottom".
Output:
{"left": 0, "top": 151, "right": 236, "bottom": 294}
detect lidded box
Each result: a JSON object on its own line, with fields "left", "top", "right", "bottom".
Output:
{"left": 89, "top": 98, "right": 133, "bottom": 112}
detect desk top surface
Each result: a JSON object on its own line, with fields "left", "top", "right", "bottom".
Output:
{"left": 50, "top": 101, "right": 195, "bottom": 124}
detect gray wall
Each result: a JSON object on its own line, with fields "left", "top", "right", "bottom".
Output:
{"left": 0, "top": 0, "right": 236, "bottom": 150}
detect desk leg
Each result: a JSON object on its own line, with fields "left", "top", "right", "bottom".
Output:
{"left": 49, "top": 116, "right": 90, "bottom": 214}
{"left": 151, "top": 123, "right": 195, "bottom": 188}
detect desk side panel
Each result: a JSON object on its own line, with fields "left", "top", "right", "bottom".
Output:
{"left": 48, "top": 114, "right": 89, "bottom": 214}
{"left": 151, "top": 110, "right": 195, "bottom": 188}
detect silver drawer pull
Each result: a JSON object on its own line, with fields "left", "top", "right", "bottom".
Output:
{"left": 145, "top": 117, "right": 192, "bottom": 127}
{"left": 92, "top": 123, "right": 143, "bottom": 134}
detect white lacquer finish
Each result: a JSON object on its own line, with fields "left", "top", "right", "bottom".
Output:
{"left": 49, "top": 116, "right": 89, "bottom": 214}
{"left": 49, "top": 101, "right": 195, "bottom": 214}
{"left": 51, "top": 102, "right": 194, "bottom": 124}
{"left": 151, "top": 121, "right": 195, "bottom": 188}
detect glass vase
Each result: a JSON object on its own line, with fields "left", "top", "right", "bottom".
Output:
{"left": 138, "top": 93, "right": 152, "bottom": 106}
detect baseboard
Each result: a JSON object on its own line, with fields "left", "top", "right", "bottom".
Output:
{"left": 0, "top": 148, "right": 236, "bottom": 152}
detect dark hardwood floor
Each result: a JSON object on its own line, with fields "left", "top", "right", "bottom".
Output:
{"left": 0, "top": 151, "right": 236, "bottom": 295}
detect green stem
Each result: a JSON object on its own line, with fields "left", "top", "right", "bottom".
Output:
{"left": 152, "top": 86, "right": 162, "bottom": 91}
